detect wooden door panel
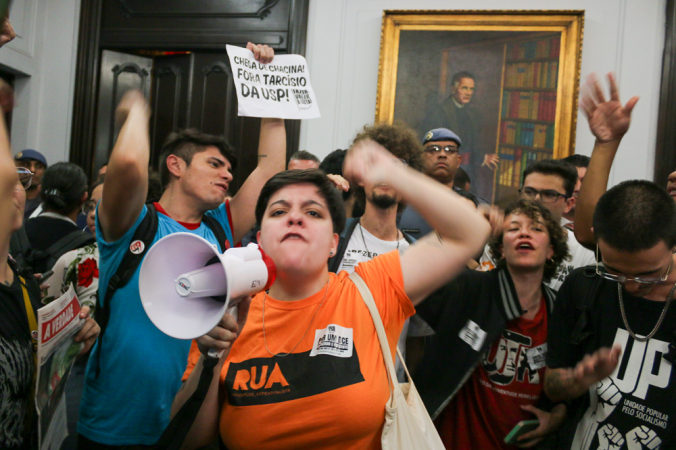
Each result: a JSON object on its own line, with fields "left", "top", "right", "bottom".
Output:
{"left": 94, "top": 50, "right": 152, "bottom": 173}
{"left": 150, "top": 54, "right": 192, "bottom": 167}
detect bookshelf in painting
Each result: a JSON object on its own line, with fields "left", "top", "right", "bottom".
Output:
{"left": 493, "top": 35, "right": 560, "bottom": 202}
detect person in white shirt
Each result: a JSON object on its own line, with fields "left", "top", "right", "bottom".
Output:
{"left": 480, "top": 159, "right": 595, "bottom": 290}
{"left": 328, "top": 122, "right": 425, "bottom": 381}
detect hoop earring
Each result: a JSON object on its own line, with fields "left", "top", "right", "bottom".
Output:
{"left": 545, "top": 258, "right": 555, "bottom": 268}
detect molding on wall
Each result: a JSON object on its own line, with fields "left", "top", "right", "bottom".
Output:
{"left": 116, "top": 0, "right": 280, "bottom": 20}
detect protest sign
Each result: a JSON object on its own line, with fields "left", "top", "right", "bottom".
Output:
{"left": 226, "top": 44, "right": 320, "bottom": 119}
{"left": 35, "top": 284, "right": 85, "bottom": 450}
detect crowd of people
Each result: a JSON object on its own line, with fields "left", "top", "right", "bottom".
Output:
{"left": 2, "top": 32, "right": 676, "bottom": 450}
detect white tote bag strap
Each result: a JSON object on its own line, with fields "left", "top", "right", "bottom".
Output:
{"left": 349, "top": 272, "right": 399, "bottom": 393}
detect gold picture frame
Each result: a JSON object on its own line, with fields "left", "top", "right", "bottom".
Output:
{"left": 376, "top": 10, "right": 584, "bottom": 203}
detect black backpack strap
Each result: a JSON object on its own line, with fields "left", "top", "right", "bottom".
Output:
{"left": 149, "top": 356, "right": 220, "bottom": 450}
{"left": 43, "top": 230, "right": 96, "bottom": 270}
{"left": 328, "top": 217, "right": 359, "bottom": 273}
{"left": 9, "top": 226, "right": 33, "bottom": 269}
{"left": 202, "top": 214, "right": 227, "bottom": 252}
{"left": 569, "top": 265, "right": 600, "bottom": 347}
{"left": 94, "top": 205, "right": 159, "bottom": 378}
{"left": 401, "top": 230, "right": 415, "bottom": 244}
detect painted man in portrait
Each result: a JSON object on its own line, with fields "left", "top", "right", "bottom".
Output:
{"left": 421, "top": 71, "right": 499, "bottom": 187}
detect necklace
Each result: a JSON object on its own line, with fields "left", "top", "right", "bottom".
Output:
{"left": 359, "top": 221, "right": 399, "bottom": 259}
{"left": 263, "top": 280, "right": 330, "bottom": 357}
{"left": 617, "top": 281, "right": 676, "bottom": 342}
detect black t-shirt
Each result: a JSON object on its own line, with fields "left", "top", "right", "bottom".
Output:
{"left": 547, "top": 268, "right": 676, "bottom": 448}
{"left": 0, "top": 262, "right": 41, "bottom": 449}
{"left": 24, "top": 216, "right": 79, "bottom": 273}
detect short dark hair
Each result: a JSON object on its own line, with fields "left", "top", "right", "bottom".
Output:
{"left": 319, "top": 149, "right": 350, "bottom": 201}
{"left": 451, "top": 71, "right": 475, "bottom": 86}
{"left": 146, "top": 169, "right": 163, "bottom": 204}
{"left": 522, "top": 159, "right": 578, "bottom": 198}
{"left": 456, "top": 188, "right": 478, "bottom": 207}
{"left": 351, "top": 122, "right": 424, "bottom": 213}
{"left": 454, "top": 167, "right": 471, "bottom": 189}
{"left": 489, "top": 199, "right": 569, "bottom": 283}
{"left": 255, "top": 169, "right": 346, "bottom": 234}
{"left": 594, "top": 180, "right": 676, "bottom": 252}
{"left": 41, "top": 162, "right": 89, "bottom": 215}
{"left": 289, "top": 150, "right": 320, "bottom": 164}
{"left": 158, "top": 129, "right": 237, "bottom": 189}
{"left": 561, "top": 154, "right": 590, "bottom": 168}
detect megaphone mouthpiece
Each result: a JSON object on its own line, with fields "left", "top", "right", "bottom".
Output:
{"left": 175, "top": 263, "right": 228, "bottom": 298}
{"left": 140, "top": 233, "right": 277, "bottom": 340}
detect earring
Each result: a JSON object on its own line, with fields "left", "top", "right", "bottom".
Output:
{"left": 545, "top": 258, "right": 555, "bottom": 268}
{"left": 329, "top": 251, "right": 334, "bottom": 256}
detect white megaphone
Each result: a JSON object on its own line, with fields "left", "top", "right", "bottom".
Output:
{"left": 139, "top": 233, "right": 275, "bottom": 340}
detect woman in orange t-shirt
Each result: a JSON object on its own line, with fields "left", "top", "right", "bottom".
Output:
{"left": 173, "top": 139, "right": 491, "bottom": 450}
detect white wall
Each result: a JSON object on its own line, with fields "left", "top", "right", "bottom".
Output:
{"left": 301, "top": 0, "right": 666, "bottom": 186}
{"left": 0, "top": 0, "right": 81, "bottom": 166}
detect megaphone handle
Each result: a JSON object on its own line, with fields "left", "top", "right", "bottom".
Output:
{"left": 204, "top": 305, "right": 238, "bottom": 360}
{"left": 226, "top": 304, "right": 238, "bottom": 321}
{"left": 207, "top": 348, "right": 224, "bottom": 359}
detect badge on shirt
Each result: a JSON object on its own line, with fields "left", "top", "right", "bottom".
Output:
{"left": 310, "top": 324, "right": 353, "bottom": 358}
{"left": 525, "top": 343, "right": 548, "bottom": 370}
{"left": 459, "top": 320, "right": 487, "bottom": 352}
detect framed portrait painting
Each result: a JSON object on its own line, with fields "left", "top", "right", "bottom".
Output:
{"left": 376, "top": 10, "right": 584, "bottom": 204}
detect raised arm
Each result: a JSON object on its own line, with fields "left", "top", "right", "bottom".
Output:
{"left": 574, "top": 73, "right": 638, "bottom": 250}
{"left": 228, "top": 43, "right": 286, "bottom": 243}
{"left": 98, "top": 91, "right": 151, "bottom": 242}
{"left": 544, "top": 346, "right": 621, "bottom": 402}
{"left": 343, "top": 139, "right": 491, "bottom": 305}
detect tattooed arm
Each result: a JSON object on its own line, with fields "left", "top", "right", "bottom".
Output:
{"left": 544, "top": 345, "right": 622, "bottom": 402}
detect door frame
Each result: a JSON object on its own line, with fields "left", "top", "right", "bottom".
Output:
{"left": 69, "top": 0, "right": 309, "bottom": 179}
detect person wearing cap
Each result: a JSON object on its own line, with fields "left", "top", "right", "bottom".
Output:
{"left": 14, "top": 149, "right": 47, "bottom": 219}
{"left": 398, "top": 128, "right": 478, "bottom": 241}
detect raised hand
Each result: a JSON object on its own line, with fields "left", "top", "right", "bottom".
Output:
{"left": 580, "top": 73, "right": 639, "bottom": 143}
{"left": 478, "top": 204, "right": 504, "bottom": 239}
{"left": 573, "top": 345, "right": 622, "bottom": 388}
{"left": 326, "top": 174, "right": 350, "bottom": 192}
{"left": 246, "top": 42, "right": 274, "bottom": 64}
{"left": 343, "top": 138, "right": 404, "bottom": 189}
{"left": 114, "top": 90, "right": 150, "bottom": 129}
{"left": 482, "top": 153, "right": 500, "bottom": 170}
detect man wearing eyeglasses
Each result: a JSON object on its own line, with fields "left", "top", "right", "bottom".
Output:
{"left": 543, "top": 73, "right": 676, "bottom": 450}
{"left": 13, "top": 149, "right": 47, "bottom": 219}
{"left": 399, "top": 128, "right": 479, "bottom": 241}
{"left": 479, "top": 159, "right": 595, "bottom": 290}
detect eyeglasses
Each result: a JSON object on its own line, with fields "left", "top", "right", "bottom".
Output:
{"left": 82, "top": 200, "right": 97, "bottom": 215}
{"left": 424, "top": 145, "right": 459, "bottom": 154}
{"left": 519, "top": 187, "right": 568, "bottom": 204}
{"left": 595, "top": 245, "right": 673, "bottom": 285}
{"left": 16, "top": 167, "right": 33, "bottom": 190}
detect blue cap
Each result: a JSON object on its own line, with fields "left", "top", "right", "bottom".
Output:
{"left": 422, "top": 128, "right": 462, "bottom": 147}
{"left": 14, "top": 149, "right": 47, "bottom": 167}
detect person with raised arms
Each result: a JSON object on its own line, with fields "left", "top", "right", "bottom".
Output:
{"left": 77, "top": 43, "right": 286, "bottom": 449}
{"left": 173, "top": 138, "right": 491, "bottom": 449}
